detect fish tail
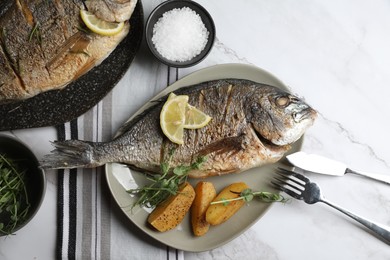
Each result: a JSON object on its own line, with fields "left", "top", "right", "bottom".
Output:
{"left": 40, "top": 140, "right": 104, "bottom": 169}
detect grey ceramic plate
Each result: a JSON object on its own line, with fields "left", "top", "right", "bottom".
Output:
{"left": 105, "top": 63, "right": 302, "bottom": 252}
{"left": 0, "top": 1, "right": 143, "bottom": 131}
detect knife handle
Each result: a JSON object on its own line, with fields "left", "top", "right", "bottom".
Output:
{"left": 321, "top": 198, "right": 390, "bottom": 244}
{"left": 346, "top": 168, "right": 390, "bottom": 185}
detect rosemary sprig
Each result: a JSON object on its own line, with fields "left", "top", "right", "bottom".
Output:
{"left": 0, "top": 154, "right": 30, "bottom": 235}
{"left": 28, "top": 22, "right": 42, "bottom": 43}
{"left": 210, "top": 188, "right": 288, "bottom": 206}
{"left": 127, "top": 150, "right": 207, "bottom": 209}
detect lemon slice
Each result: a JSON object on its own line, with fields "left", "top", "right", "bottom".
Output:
{"left": 184, "top": 104, "right": 212, "bottom": 129}
{"left": 160, "top": 93, "right": 189, "bottom": 145}
{"left": 80, "top": 9, "right": 124, "bottom": 36}
{"left": 167, "top": 93, "right": 212, "bottom": 129}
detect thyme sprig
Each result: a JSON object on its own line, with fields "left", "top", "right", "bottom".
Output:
{"left": 127, "top": 149, "right": 207, "bottom": 209}
{"left": 0, "top": 154, "right": 30, "bottom": 235}
{"left": 210, "top": 189, "right": 288, "bottom": 206}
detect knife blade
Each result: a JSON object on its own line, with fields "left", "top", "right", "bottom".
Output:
{"left": 286, "top": 151, "right": 390, "bottom": 185}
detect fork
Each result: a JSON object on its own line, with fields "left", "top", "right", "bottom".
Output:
{"left": 272, "top": 168, "right": 390, "bottom": 244}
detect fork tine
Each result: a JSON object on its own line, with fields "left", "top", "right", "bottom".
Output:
{"left": 271, "top": 180, "right": 302, "bottom": 200}
{"left": 277, "top": 167, "right": 311, "bottom": 182}
{"left": 274, "top": 171, "right": 305, "bottom": 187}
{"left": 273, "top": 175, "right": 302, "bottom": 189}
{"left": 271, "top": 180, "right": 291, "bottom": 194}
{"left": 272, "top": 176, "right": 304, "bottom": 192}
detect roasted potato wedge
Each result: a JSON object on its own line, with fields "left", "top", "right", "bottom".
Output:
{"left": 191, "top": 181, "right": 217, "bottom": 236}
{"left": 148, "top": 182, "right": 195, "bottom": 232}
{"left": 206, "top": 182, "right": 249, "bottom": 226}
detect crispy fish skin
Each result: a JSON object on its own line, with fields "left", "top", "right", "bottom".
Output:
{"left": 0, "top": 0, "right": 133, "bottom": 103}
{"left": 41, "top": 79, "right": 317, "bottom": 178}
{"left": 0, "top": 45, "right": 27, "bottom": 100}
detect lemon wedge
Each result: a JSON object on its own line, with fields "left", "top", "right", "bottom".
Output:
{"left": 160, "top": 92, "right": 212, "bottom": 144}
{"left": 184, "top": 104, "right": 212, "bottom": 129}
{"left": 160, "top": 93, "right": 188, "bottom": 145}
{"left": 80, "top": 9, "right": 124, "bottom": 36}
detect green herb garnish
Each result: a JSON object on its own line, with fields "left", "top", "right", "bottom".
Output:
{"left": 127, "top": 150, "right": 207, "bottom": 209}
{"left": 0, "top": 28, "right": 6, "bottom": 42}
{"left": 28, "top": 22, "right": 42, "bottom": 43}
{"left": 210, "top": 189, "right": 288, "bottom": 205}
{"left": 77, "top": 26, "right": 90, "bottom": 34}
{"left": 69, "top": 50, "right": 91, "bottom": 57}
{"left": 0, "top": 154, "right": 30, "bottom": 235}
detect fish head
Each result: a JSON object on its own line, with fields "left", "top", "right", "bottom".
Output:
{"left": 248, "top": 87, "right": 317, "bottom": 146}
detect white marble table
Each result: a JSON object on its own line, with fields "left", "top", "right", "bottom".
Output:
{"left": 1, "top": 0, "right": 390, "bottom": 259}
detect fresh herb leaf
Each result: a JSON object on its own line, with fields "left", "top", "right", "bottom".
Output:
{"left": 160, "top": 162, "right": 169, "bottom": 175}
{"left": 69, "top": 50, "right": 91, "bottom": 57}
{"left": 253, "top": 191, "right": 287, "bottom": 203}
{"left": 0, "top": 28, "right": 6, "bottom": 43}
{"left": 241, "top": 188, "right": 254, "bottom": 202}
{"left": 28, "top": 22, "right": 42, "bottom": 43}
{"left": 127, "top": 152, "right": 207, "bottom": 209}
{"left": 77, "top": 25, "right": 91, "bottom": 34}
{"left": 219, "top": 197, "right": 229, "bottom": 206}
{"left": 211, "top": 188, "right": 288, "bottom": 205}
{"left": 0, "top": 154, "right": 30, "bottom": 235}
{"left": 172, "top": 165, "right": 190, "bottom": 176}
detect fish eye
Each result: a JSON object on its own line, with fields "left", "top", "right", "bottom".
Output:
{"left": 275, "top": 96, "right": 290, "bottom": 108}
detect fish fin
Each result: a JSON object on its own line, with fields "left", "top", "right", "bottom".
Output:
{"left": 114, "top": 101, "right": 163, "bottom": 138}
{"left": 40, "top": 140, "right": 100, "bottom": 169}
{"left": 197, "top": 135, "right": 244, "bottom": 157}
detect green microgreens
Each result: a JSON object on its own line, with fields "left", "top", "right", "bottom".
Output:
{"left": 127, "top": 148, "right": 207, "bottom": 209}
{"left": 210, "top": 188, "right": 288, "bottom": 205}
{"left": 0, "top": 154, "right": 30, "bottom": 235}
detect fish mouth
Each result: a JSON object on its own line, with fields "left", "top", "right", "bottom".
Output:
{"left": 293, "top": 108, "right": 317, "bottom": 123}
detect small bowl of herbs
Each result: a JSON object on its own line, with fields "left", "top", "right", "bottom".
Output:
{"left": 0, "top": 134, "right": 45, "bottom": 236}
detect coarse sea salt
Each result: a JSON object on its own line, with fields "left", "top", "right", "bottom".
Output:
{"left": 152, "top": 7, "right": 209, "bottom": 62}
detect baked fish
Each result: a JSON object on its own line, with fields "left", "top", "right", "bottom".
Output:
{"left": 0, "top": 0, "right": 137, "bottom": 103}
{"left": 41, "top": 79, "right": 317, "bottom": 178}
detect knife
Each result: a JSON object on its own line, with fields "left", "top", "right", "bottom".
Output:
{"left": 286, "top": 151, "right": 390, "bottom": 185}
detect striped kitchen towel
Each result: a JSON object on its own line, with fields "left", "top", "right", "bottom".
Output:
{"left": 55, "top": 67, "right": 185, "bottom": 260}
